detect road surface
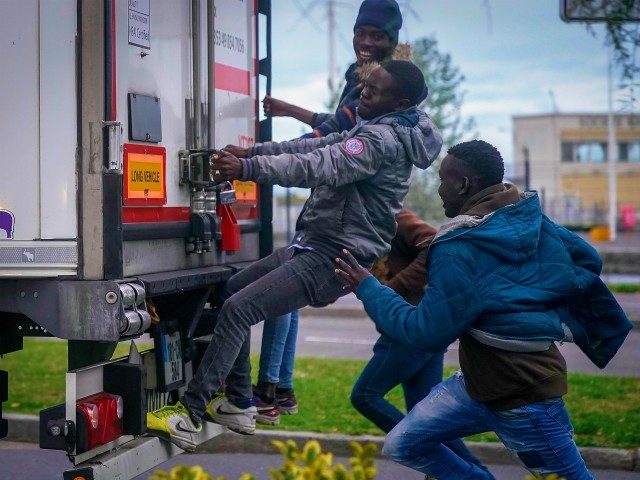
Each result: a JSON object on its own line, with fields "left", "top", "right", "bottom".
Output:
{"left": 0, "top": 442, "right": 637, "bottom": 480}
{"left": 250, "top": 312, "right": 640, "bottom": 377}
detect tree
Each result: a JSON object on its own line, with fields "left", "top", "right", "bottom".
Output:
{"left": 403, "top": 36, "right": 476, "bottom": 223}
{"left": 563, "top": 0, "right": 640, "bottom": 108}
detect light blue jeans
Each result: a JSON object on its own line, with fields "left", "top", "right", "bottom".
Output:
{"left": 351, "top": 336, "right": 485, "bottom": 470}
{"left": 383, "top": 371, "right": 594, "bottom": 480}
{"left": 258, "top": 310, "right": 299, "bottom": 390}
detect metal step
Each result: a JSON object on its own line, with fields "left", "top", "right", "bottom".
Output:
{"left": 62, "top": 423, "right": 225, "bottom": 480}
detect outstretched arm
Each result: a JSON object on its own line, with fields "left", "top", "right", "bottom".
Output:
{"left": 337, "top": 248, "right": 481, "bottom": 352}
{"left": 262, "top": 96, "right": 325, "bottom": 127}
{"left": 235, "top": 129, "right": 388, "bottom": 188}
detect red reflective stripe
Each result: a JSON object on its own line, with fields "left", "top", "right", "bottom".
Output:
{"left": 215, "top": 63, "right": 250, "bottom": 95}
{"left": 122, "top": 207, "right": 190, "bottom": 223}
{"left": 111, "top": 0, "right": 117, "bottom": 120}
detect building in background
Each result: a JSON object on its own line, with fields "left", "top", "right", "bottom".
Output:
{"left": 512, "top": 113, "right": 640, "bottom": 228}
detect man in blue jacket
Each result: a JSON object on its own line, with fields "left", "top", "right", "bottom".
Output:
{"left": 336, "top": 139, "right": 632, "bottom": 480}
{"left": 146, "top": 60, "right": 442, "bottom": 451}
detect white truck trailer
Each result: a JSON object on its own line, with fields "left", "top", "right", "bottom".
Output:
{"left": 0, "top": 1, "right": 273, "bottom": 478}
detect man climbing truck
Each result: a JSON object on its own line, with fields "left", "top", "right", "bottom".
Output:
{"left": 0, "top": 1, "right": 273, "bottom": 478}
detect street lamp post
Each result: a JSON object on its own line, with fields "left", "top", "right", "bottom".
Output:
{"left": 606, "top": 42, "right": 618, "bottom": 240}
{"left": 523, "top": 146, "right": 531, "bottom": 192}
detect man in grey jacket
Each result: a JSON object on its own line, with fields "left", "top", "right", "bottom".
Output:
{"left": 147, "top": 60, "right": 442, "bottom": 451}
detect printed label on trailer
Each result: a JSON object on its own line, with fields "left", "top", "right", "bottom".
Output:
{"left": 128, "top": 0, "right": 150, "bottom": 49}
{"left": 129, "top": 159, "right": 162, "bottom": 191}
{"left": 21, "top": 248, "right": 35, "bottom": 262}
{"left": 213, "top": 0, "right": 251, "bottom": 67}
{"left": 0, "top": 210, "right": 15, "bottom": 239}
{"left": 233, "top": 181, "right": 257, "bottom": 202}
{"left": 123, "top": 144, "right": 166, "bottom": 205}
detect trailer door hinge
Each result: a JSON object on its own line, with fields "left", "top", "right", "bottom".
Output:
{"left": 103, "top": 120, "right": 123, "bottom": 173}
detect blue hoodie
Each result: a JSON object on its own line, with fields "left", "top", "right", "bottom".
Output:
{"left": 356, "top": 190, "right": 632, "bottom": 368}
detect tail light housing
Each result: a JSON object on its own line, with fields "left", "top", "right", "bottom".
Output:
{"left": 76, "top": 392, "right": 123, "bottom": 452}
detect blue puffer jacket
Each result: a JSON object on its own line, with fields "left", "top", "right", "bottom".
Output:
{"left": 356, "top": 191, "right": 632, "bottom": 368}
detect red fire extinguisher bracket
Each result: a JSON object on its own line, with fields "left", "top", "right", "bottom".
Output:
{"left": 218, "top": 203, "right": 240, "bottom": 252}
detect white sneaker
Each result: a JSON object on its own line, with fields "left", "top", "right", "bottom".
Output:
{"left": 204, "top": 394, "right": 256, "bottom": 435}
{"left": 146, "top": 401, "right": 201, "bottom": 452}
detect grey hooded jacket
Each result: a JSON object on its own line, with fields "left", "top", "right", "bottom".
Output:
{"left": 241, "top": 107, "right": 442, "bottom": 266}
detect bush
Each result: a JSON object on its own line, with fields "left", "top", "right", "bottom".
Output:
{"left": 147, "top": 440, "right": 378, "bottom": 480}
{"left": 147, "top": 440, "right": 569, "bottom": 479}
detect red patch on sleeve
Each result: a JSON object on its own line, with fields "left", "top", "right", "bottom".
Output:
{"left": 344, "top": 138, "right": 365, "bottom": 155}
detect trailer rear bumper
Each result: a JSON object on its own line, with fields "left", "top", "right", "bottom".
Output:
{"left": 62, "top": 424, "right": 224, "bottom": 480}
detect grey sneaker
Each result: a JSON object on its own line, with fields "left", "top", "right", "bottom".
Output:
{"left": 146, "top": 401, "right": 202, "bottom": 452}
{"left": 204, "top": 394, "right": 257, "bottom": 435}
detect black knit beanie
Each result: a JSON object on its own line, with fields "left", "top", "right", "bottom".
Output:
{"left": 353, "top": 0, "right": 403, "bottom": 43}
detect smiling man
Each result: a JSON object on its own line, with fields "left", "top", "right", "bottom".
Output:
{"left": 146, "top": 59, "right": 442, "bottom": 451}
{"left": 262, "top": 0, "right": 405, "bottom": 137}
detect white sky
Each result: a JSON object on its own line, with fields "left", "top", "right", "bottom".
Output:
{"left": 266, "top": 0, "right": 629, "bottom": 166}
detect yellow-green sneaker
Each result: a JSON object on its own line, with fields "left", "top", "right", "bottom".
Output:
{"left": 204, "top": 393, "right": 257, "bottom": 435}
{"left": 147, "top": 401, "right": 201, "bottom": 452}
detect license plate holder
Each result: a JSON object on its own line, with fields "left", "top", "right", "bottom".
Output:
{"left": 153, "top": 321, "right": 185, "bottom": 392}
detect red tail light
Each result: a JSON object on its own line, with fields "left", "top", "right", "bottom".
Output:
{"left": 76, "top": 392, "right": 123, "bottom": 451}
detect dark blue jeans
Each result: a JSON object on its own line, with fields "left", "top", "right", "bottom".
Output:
{"left": 182, "top": 247, "right": 345, "bottom": 422}
{"left": 351, "top": 336, "right": 484, "bottom": 470}
{"left": 383, "top": 371, "right": 594, "bottom": 479}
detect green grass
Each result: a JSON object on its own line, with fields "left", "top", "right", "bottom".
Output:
{"left": 607, "top": 283, "right": 640, "bottom": 293}
{"left": 0, "top": 339, "right": 68, "bottom": 412}
{"left": 0, "top": 339, "right": 145, "bottom": 412}
{"left": 1, "top": 339, "right": 639, "bottom": 448}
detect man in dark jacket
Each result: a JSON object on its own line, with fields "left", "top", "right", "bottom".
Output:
{"left": 146, "top": 60, "right": 442, "bottom": 452}
{"left": 336, "top": 140, "right": 632, "bottom": 479}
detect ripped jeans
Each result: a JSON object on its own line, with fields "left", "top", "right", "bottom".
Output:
{"left": 383, "top": 371, "right": 594, "bottom": 480}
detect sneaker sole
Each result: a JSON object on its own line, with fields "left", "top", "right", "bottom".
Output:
{"left": 203, "top": 411, "right": 256, "bottom": 435}
{"left": 278, "top": 405, "right": 298, "bottom": 415}
{"left": 256, "top": 413, "right": 280, "bottom": 425}
{"left": 147, "top": 428, "right": 198, "bottom": 452}
{"left": 224, "top": 423, "right": 256, "bottom": 435}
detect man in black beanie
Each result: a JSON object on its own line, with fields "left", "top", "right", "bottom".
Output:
{"left": 354, "top": 0, "right": 403, "bottom": 44}
{"left": 262, "top": 0, "right": 404, "bottom": 136}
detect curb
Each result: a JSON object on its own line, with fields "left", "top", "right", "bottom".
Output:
{"left": 3, "top": 414, "right": 638, "bottom": 471}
